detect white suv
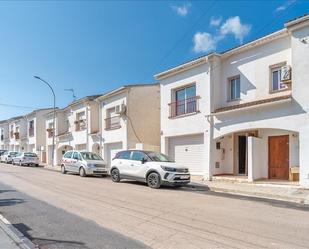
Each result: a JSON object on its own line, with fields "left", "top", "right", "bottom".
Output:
{"left": 110, "top": 150, "right": 190, "bottom": 188}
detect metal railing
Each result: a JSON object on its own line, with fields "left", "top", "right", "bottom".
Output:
{"left": 105, "top": 116, "right": 121, "bottom": 130}
{"left": 168, "top": 96, "right": 200, "bottom": 118}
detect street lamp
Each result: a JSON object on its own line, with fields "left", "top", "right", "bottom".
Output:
{"left": 34, "top": 76, "right": 56, "bottom": 167}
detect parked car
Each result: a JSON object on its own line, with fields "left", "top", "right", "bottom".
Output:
{"left": 0, "top": 151, "right": 18, "bottom": 164}
{"left": 110, "top": 150, "right": 190, "bottom": 189}
{"left": 12, "top": 152, "right": 39, "bottom": 166}
{"left": 0, "top": 150, "right": 7, "bottom": 156}
{"left": 61, "top": 150, "right": 108, "bottom": 177}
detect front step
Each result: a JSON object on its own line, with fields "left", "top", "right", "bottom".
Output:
{"left": 212, "top": 175, "right": 250, "bottom": 183}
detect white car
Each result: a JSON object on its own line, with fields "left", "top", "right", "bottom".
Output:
{"left": 0, "top": 151, "right": 18, "bottom": 164}
{"left": 110, "top": 150, "right": 190, "bottom": 188}
{"left": 61, "top": 151, "right": 108, "bottom": 177}
{"left": 12, "top": 152, "right": 39, "bottom": 166}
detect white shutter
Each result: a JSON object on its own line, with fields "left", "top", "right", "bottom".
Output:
{"left": 169, "top": 134, "right": 204, "bottom": 175}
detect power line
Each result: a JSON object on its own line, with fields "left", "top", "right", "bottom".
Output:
{"left": 146, "top": 1, "right": 217, "bottom": 79}
{"left": 202, "top": 0, "right": 298, "bottom": 78}
{"left": 0, "top": 103, "right": 39, "bottom": 110}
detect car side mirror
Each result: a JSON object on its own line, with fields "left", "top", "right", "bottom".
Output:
{"left": 141, "top": 158, "right": 147, "bottom": 164}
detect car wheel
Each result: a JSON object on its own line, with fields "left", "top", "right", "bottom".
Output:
{"left": 61, "top": 165, "right": 66, "bottom": 174}
{"left": 79, "top": 167, "right": 86, "bottom": 177}
{"left": 147, "top": 172, "right": 161, "bottom": 189}
{"left": 35, "top": 164, "right": 39, "bottom": 167}
{"left": 111, "top": 168, "right": 120, "bottom": 182}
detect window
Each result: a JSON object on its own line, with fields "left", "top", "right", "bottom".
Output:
{"left": 80, "top": 152, "right": 103, "bottom": 161}
{"left": 117, "top": 151, "right": 131, "bottom": 160}
{"left": 171, "top": 84, "right": 198, "bottom": 117}
{"left": 105, "top": 107, "right": 121, "bottom": 130}
{"left": 271, "top": 66, "right": 288, "bottom": 92}
{"left": 229, "top": 76, "right": 240, "bottom": 101}
{"left": 131, "top": 151, "right": 146, "bottom": 161}
{"left": 29, "top": 120, "right": 34, "bottom": 137}
{"left": 216, "top": 142, "right": 221, "bottom": 150}
{"left": 64, "top": 151, "right": 73, "bottom": 158}
{"left": 72, "top": 152, "right": 80, "bottom": 160}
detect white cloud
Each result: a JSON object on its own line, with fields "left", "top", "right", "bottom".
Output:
{"left": 220, "top": 16, "right": 251, "bottom": 43}
{"left": 210, "top": 16, "right": 222, "bottom": 27}
{"left": 193, "top": 16, "right": 251, "bottom": 53}
{"left": 171, "top": 2, "right": 191, "bottom": 17}
{"left": 275, "top": 0, "right": 296, "bottom": 12}
{"left": 193, "top": 32, "right": 216, "bottom": 53}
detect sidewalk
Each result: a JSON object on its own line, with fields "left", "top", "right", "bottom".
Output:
{"left": 0, "top": 214, "right": 36, "bottom": 249}
{"left": 40, "top": 164, "right": 309, "bottom": 205}
{"left": 191, "top": 176, "right": 309, "bottom": 205}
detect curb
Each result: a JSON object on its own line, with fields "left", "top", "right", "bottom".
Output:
{"left": 189, "top": 182, "right": 309, "bottom": 205}
{"left": 0, "top": 214, "right": 37, "bottom": 249}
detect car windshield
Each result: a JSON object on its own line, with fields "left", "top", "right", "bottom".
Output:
{"left": 10, "top": 152, "right": 18, "bottom": 156}
{"left": 24, "top": 153, "right": 37, "bottom": 157}
{"left": 80, "top": 152, "right": 103, "bottom": 161}
{"left": 146, "top": 152, "right": 174, "bottom": 162}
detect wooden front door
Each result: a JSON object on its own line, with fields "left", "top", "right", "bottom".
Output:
{"left": 268, "top": 135, "right": 289, "bottom": 180}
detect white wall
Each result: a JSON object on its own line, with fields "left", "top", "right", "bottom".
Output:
{"left": 214, "top": 35, "right": 291, "bottom": 110}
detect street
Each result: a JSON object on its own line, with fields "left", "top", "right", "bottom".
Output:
{"left": 0, "top": 163, "right": 309, "bottom": 249}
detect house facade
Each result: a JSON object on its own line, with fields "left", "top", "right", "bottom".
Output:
{"left": 24, "top": 108, "right": 54, "bottom": 162}
{"left": 7, "top": 116, "right": 27, "bottom": 152}
{"left": 0, "top": 120, "right": 9, "bottom": 150}
{"left": 45, "top": 95, "right": 100, "bottom": 165}
{"left": 96, "top": 84, "right": 160, "bottom": 167}
{"left": 156, "top": 15, "right": 309, "bottom": 187}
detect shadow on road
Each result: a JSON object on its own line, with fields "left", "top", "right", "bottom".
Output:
{"left": 14, "top": 223, "right": 89, "bottom": 249}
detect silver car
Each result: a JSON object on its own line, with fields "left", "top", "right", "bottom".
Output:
{"left": 0, "top": 151, "right": 18, "bottom": 164}
{"left": 12, "top": 152, "right": 39, "bottom": 166}
{"left": 61, "top": 150, "right": 107, "bottom": 177}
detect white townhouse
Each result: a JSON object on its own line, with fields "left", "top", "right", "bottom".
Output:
{"left": 156, "top": 15, "right": 309, "bottom": 187}
{"left": 96, "top": 84, "right": 161, "bottom": 167}
{"left": 45, "top": 95, "right": 100, "bottom": 165}
{"left": 24, "top": 108, "right": 54, "bottom": 162}
{"left": 0, "top": 120, "right": 9, "bottom": 150}
{"left": 7, "top": 116, "right": 27, "bottom": 152}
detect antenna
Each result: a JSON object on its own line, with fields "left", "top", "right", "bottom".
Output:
{"left": 64, "top": 88, "right": 77, "bottom": 101}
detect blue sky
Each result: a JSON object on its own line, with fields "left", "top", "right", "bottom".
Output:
{"left": 0, "top": 0, "right": 308, "bottom": 120}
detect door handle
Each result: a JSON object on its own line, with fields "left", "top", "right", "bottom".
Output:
{"left": 130, "top": 164, "right": 134, "bottom": 166}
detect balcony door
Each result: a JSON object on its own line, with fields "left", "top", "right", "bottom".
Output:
{"left": 175, "top": 85, "right": 196, "bottom": 116}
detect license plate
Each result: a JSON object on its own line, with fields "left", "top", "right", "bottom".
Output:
{"left": 180, "top": 175, "right": 189, "bottom": 179}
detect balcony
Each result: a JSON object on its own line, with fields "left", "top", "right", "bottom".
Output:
{"left": 168, "top": 96, "right": 200, "bottom": 118}
{"left": 105, "top": 116, "right": 121, "bottom": 130}
{"left": 14, "top": 132, "right": 20, "bottom": 140}
{"left": 74, "top": 119, "right": 86, "bottom": 131}
{"left": 29, "top": 127, "right": 34, "bottom": 137}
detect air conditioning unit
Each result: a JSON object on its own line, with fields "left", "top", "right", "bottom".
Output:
{"left": 281, "top": 65, "right": 292, "bottom": 83}
{"left": 115, "top": 104, "right": 126, "bottom": 115}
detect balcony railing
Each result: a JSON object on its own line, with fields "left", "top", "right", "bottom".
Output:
{"left": 168, "top": 96, "right": 200, "bottom": 118}
{"left": 29, "top": 127, "right": 34, "bottom": 137}
{"left": 105, "top": 116, "right": 121, "bottom": 130}
{"left": 74, "top": 119, "right": 86, "bottom": 131}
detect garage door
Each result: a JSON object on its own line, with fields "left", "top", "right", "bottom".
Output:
{"left": 168, "top": 134, "right": 204, "bottom": 175}
{"left": 105, "top": 142, "right": 123, "bottom": 167}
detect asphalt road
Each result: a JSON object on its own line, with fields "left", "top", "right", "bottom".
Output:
{"left": 0, "top": 163, "right": 309, "bottom": 249}
{"left": 0, "top": 182, "right": 147, "bottom": 249}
